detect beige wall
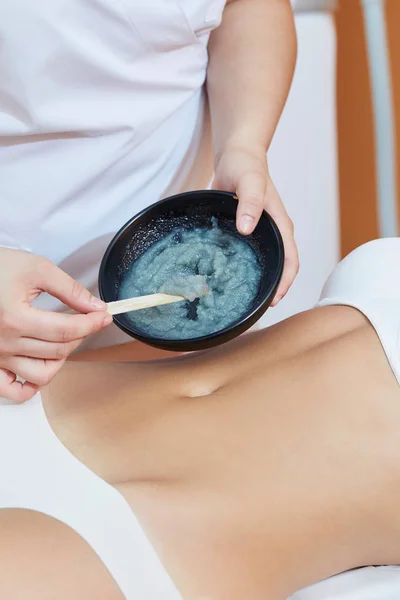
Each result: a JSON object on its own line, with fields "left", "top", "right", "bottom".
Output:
{"left": 336, "top": 0, "right": 400, "bottom": 256}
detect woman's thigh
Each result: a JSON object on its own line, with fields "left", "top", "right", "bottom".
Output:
{"left": 0, "top": 509, "right": 123, "bottom": 599}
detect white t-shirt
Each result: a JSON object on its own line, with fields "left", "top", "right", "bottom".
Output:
{"left": 0, "top": 1, "right": 227, "bottom": 348}
{"left": 0, "top": 1, "right": 226, "bottom": 262}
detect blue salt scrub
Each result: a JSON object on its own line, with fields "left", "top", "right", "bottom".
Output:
{"left": 119, "top": 219, "right": 261, "bottom": 340}
{"left": 160, "top": 275, "right": 209, "bottom": 302}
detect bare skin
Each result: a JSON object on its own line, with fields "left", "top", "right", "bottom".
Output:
{"left": 0, "top": 509, "right": 123, "bottom": 599}
{"left": 1, "top": 305, "right": 400, "bottom": 599}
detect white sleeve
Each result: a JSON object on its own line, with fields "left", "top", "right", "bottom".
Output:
{"left": 318, "top": 238, "right": 400, "bottom": 305}
{"left": 316, "top": 238, "right": 400, "bottom": 385}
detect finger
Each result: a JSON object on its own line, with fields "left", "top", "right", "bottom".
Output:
{"left": 0, "top": 368, "right": 38, "bottom": 404}
{"left": 23, "top": 308, "right": 113, "bottom": 343}
{"left": 270, "top": 211, "right": 299, "bottom": 305}
{"left": 35, "top": 260, "right": 106, "bottom": 313}
{"left": 271, "top": 254, "right": 299, "bottom": 306}
{"left": 236, "top": 171, "right": 267, "bottom": 235}
{"left": 265, "top": 185, "right": 299, "bottom": 305}
{"left": 1, "top": 356, "right": 64, "bottom": 388}
{"left": 16, "top": 337, "right": 82, "bottom": 361}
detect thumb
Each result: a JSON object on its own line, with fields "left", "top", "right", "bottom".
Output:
{"left": 236, "top": 171, "right": 266, "bottom": 235}
{"left": 36, "top": 260, "right": 106, "bottom": 313}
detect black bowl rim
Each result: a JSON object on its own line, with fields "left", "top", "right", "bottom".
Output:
{"left": 99, "top": 190, "right": 285, "bottom": 350}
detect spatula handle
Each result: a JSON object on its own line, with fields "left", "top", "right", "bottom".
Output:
{"left": 106, "top": 293, "right": 185, "bottom": 316}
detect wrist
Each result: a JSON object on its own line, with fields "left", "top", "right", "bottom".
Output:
{"left": 214, "top": 133, "right": 268, "bottom": 169}
{"left": 214, "top": 141, "right": 268, "bottom": 173}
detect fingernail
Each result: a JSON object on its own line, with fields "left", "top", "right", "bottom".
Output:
{"left": 239, "top": 215, "right": 254, "bottom": 235}
{"left": 103, "top": 314, "right": 113, "bottom": 327}
{"left": 272, "top": 295, "right": 282, "bottom": 306}
{"left": 91, "top": 297, "right": 106, "bottom": 309}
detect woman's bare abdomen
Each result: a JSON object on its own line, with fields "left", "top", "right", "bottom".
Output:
{"left": 43, "top": 306, "right": 400, "bottom": 599}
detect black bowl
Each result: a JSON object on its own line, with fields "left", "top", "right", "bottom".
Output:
{"left": 99, "top": 190, "right": 284, "bottom": 351}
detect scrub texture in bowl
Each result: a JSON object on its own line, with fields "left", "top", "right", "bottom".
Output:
{"left": 98, "top": 190, "right": 284, "bottom": 352}
{"left": 119, "top": 218, "right": 261, "bottom": 340}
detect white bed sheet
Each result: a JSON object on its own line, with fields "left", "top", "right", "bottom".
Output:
{"left": 289, "top": 566, "right": 400, "bottom": 600}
